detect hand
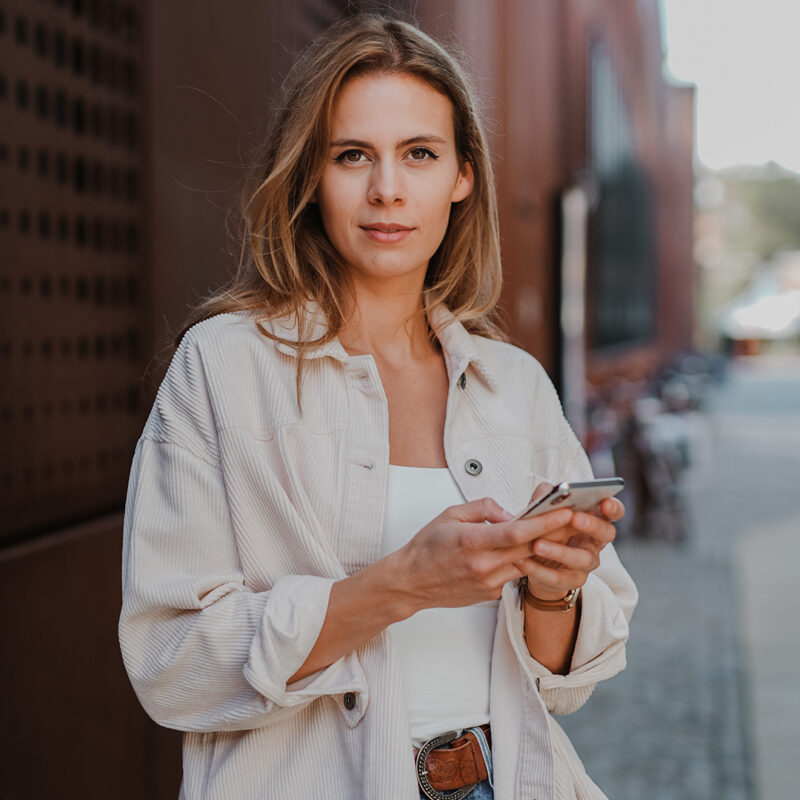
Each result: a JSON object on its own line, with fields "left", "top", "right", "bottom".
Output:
{"left": 515, "top": 485, "right": 624, "bottom": 602}
{"left": 391, "top": 497, "right": 577, "bottom": 614}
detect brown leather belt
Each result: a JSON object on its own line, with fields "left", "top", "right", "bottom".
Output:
{"left": 413, "top": 725, "right": 491, "bottom": 797}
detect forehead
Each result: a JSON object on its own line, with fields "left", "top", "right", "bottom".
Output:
{"left": 330, "top": 72, "right": 455, "bottom": 141}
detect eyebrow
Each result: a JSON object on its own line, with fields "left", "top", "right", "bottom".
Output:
{"left": 329, "top": 135, "right": 448, "bottom": 149}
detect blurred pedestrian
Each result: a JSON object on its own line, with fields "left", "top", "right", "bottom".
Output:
{"left": 119, "top": 14, "right": 637, "bottom": 800}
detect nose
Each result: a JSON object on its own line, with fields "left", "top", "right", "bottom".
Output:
{"left": 367, "top": 160, "right": 405, "bottom": 206}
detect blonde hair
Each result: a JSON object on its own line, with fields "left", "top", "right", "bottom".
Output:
{"left": 176, "top": 13, "right": 505, "bottom": 378}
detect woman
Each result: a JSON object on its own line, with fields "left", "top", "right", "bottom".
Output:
{"left": 119, "top": 14, "right": 637, "bottom": 800}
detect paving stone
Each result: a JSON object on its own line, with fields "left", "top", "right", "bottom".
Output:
{"left": 556, "top": 358, "right": 800, "bottom": 800}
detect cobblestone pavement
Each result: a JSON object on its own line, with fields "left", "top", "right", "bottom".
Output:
{"left": 559, "top": 355, "right": 800, "bottom": 800}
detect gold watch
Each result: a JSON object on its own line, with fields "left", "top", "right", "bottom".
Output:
{"left": 520, "top": 578, "right": 580, "bottom": 612}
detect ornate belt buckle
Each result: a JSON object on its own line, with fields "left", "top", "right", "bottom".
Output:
{"left": 415, "top": 730, "right": 477, "bottom": 800}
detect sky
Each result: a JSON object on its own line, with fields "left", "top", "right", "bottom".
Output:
{"left": 660, "top": 0, "right": 800, "bottom": 173}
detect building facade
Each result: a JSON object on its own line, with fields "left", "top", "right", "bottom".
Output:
{"left": 0, "top": 1, "right": 693, "bottom": 796}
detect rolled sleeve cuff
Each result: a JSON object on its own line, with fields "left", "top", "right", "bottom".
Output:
{"left": 243, "top": 574, "right": 369, "bottom": 720}
{"left": 566, "top": 571, "right": 630, "bottom": 677}
{"left": 503, "top": 575, "right": 629, "bottom": 714}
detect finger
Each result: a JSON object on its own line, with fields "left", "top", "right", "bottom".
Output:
{"left": 459, "top": 556, "right": 538, "bottom": 597}
{"left": 530, "top": 553, "right": 562, "bottom": 569}
{"left": 569, "top": 512, "right": 617, "bottom": 546}
{"left": 532, "top": 539, "right": 600, "bottom": 572}
{"left": 514, "top": 559, "right": 587, "bottom": 595}
{"left": 484, "top": 525, "right": 574, "bottom": 569}
{"left": 448, "top": 497, "right": 513, "bottom": 524}
{"left": 485, "top": 508, "right": 574, "bottom": 549}
{"left": 496, "top": 562, "right": 530, "bottom": 587}
{"left": 534, "top": 515, "right": 616, "bottom": 552}
{"left": 598, "top": 497, "right": 625, "bottom": 522}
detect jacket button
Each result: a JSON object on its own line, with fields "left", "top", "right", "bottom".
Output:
{"left": 343, "top": 692, "right": 356, "bottom": 710}
{"left": 458, "top": 372, "right": 467, "bottom": 389}
{"left": 465, "top": 459, "right": 482, "bottom": 475}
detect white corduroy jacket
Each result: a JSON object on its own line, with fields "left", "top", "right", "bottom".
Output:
{"left": 119, "top": 305, "right": 638, "bottom": 800}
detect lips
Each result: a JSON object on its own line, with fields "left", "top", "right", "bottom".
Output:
{"left": 361, "top": 223, "right": 414, "bottom": 232}
{"left": 360, "top": 223, "right": 414, "bottom": 243}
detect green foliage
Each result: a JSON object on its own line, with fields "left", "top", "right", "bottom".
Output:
{"left": 722, "top": 164, "right": 800, "bottom": 259}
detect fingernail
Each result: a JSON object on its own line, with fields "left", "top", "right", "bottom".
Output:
{"left": 502, "top": 508, "right": 514, "bottom": 520}
{"left": 537, "top": 541, "right": 553, "bottom": 555}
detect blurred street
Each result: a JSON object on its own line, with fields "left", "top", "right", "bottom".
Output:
{"left": 560, "top": 355, "right": 800, "bottom": 800}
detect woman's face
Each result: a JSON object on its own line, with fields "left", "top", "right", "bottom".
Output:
{"left": 314, "top": 72, "right": 473, "bottom": 295}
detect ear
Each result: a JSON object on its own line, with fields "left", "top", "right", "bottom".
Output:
{"left": 451, "top": 160, "right": 474, "bottom": 203}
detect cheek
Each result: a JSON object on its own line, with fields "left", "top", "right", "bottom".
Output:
{"left": 317, "top": 187, "right": 354, "bottom": 237}
{"left": 316, "top": 170, "right": 354, "bottom": 215}
{"left": 422, "top": 172, "right": 462, "bottom": 218}
{"left": 423, "top": 187, "right": 458, "bottom": 237}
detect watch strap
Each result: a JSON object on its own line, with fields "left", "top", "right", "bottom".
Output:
{"left": 520, "top": 579, "right": 580, "bottom": 612}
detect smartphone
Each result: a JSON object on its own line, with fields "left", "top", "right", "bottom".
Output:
{"left": 511, "top": 477, "right": 625, "bottom": 521}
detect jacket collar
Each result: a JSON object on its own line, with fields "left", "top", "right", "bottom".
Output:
{"left": 426, "top": 303, "right": 499, "bottom": 391}
{"left": 269, "top": 304, "right": 350, "bottom": 364}
{"left": 266, "top": 300, "right": 499, "bottom": 391}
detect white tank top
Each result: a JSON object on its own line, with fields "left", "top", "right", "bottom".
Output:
{"left": 381, "top": 465, "right": 499, "bottom": 747}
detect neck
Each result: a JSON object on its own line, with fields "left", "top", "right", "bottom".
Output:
{"left": 339, "top": 280, "right": 434, "bottom": 365}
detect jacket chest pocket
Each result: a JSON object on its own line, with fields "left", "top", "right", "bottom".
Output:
{"left": 447, "top": 433, "right": 537, "bottom": 515}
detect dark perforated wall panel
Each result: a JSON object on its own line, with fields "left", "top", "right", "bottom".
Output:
{"left": 0, "top": 0, "right": 146, "bottom": 542}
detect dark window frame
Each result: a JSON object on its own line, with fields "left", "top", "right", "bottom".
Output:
{"left": 587, "top": 39, "right": 657, "bottom": 352}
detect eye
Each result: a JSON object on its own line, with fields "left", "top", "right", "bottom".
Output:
{"left": 335, "top": 149, "right": 367, "bottom": 164}
{"left": 407, "top": 147, "right": 438, "bottom": 161}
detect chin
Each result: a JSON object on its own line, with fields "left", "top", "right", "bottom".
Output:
{"left": 351, "top": 259, "right": 428, "bottom": 283}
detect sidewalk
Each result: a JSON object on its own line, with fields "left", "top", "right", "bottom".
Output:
{"left": 727, "top": 357, "right": 800, "bottom": 800}
{"left": 559, "top": 355, "right": 800, "bottom": 800}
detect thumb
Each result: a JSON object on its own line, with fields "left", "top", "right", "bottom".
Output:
{"left": 450, "top": 497, "right": 514, "bottom": 524}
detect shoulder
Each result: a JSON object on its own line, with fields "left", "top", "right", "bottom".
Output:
{"left": 174, "top": 310, "right": 296, "bottom": 382}
{"left": 472, "top": 335, "right": 545, "bottom": 370}
{"left": 180, "top": 310, "right": 264, "bottom": 353}
{"left": 469, "top": 333, "right": 554, "bottom": 394}
{"left": 469, "top": 333, "right": 590, "bottom": 479}
{"left": 146, "top": 311, "right": 285, "bottom": 444}
{"left": 468, "top": 332, "right": 572, "bottom": 433}
{"left": 172, "top": 306, "right": 302, "bottom": 386}
{"left": 161, "top": 311, "right": 272, "bottom": 402}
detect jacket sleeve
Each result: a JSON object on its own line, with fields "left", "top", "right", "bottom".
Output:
{"left": 526, "top": 543, "right": 637, "bottom": 716}
{"left": 118, "top": 332, "right": 367, "bottom": 734}
{"left": 119, "top": 437, "right": 368, "bottom": 733}
{"left": 507, "top": 363, "right": 639, "bottom": 716}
